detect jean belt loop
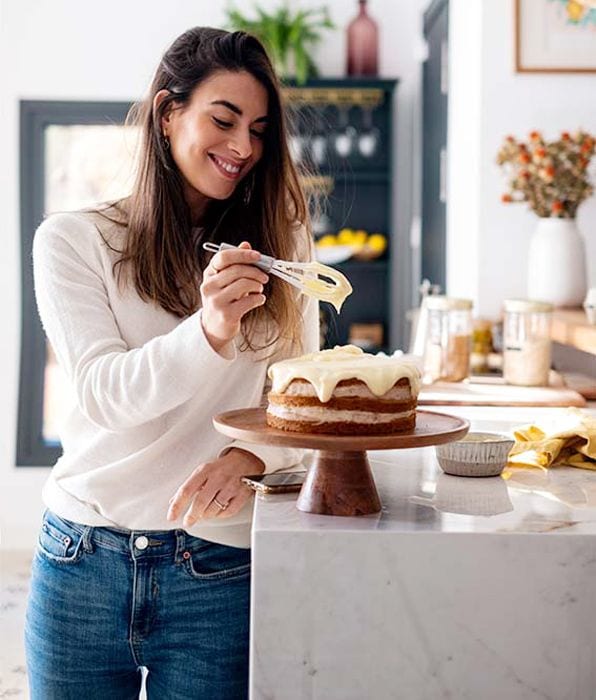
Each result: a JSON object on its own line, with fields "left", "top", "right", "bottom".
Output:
{"left": 175, "top": 529, "right": 186, "bottom": 562}
{"left": 82, "top": 525, "right": 94, "bottom": 553}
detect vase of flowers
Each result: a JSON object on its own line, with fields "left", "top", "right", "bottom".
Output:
{"left": 497, "top": 130, "right": 595, "bottom": 307}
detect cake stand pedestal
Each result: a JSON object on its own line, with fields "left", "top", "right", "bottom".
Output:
{"left": 213, "top": 408, "right": 469, "bottom": 517}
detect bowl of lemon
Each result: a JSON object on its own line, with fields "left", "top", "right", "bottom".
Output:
{"left": 315, "top": 229, "right": 387, "bottom": 264}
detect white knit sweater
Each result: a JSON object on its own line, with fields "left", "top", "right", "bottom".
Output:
{"left": 33, "top": 210, "right": 319, "bottom": 548}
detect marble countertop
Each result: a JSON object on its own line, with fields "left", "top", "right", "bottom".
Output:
{"left": 250, "top": 404, "right": 596, "bottom": 699}
{"left": 253, "top": 404, "right": 596, "bottom": 537}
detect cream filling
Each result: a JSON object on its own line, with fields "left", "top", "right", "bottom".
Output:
{"left": 268, "top": 345, "right": 422, "bottom": 402}
{"left": 279, "top": 382, "right": 412, "bottom": 400}
{"left": 267, "top": 404, "right": 416, "bottom": 424}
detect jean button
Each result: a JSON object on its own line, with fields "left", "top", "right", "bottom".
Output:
{"left": 134, "top": 536, "right": 149, "bottom": 550}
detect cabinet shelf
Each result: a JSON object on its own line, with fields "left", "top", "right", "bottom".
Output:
{"left": 317, "top": 169, "right": 391, "bottom": 183}
{"left": 334, "top": 259, "right": 389, "bottom": 272}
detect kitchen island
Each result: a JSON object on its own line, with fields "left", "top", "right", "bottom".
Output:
{"left": 250, "top": 405, "right": 596, "bottom": 700}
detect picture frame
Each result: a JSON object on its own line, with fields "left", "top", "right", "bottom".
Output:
{"left": 515, "top": 0, "right": 596, "bottom": 73}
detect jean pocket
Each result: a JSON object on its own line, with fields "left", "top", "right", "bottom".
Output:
{"left": 36, "top": 511, "right": 85, "bottom": 564}
{"left": 184, "top": 541, "right": 251, "bottom": 581}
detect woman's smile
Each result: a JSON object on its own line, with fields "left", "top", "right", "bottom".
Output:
{"left": 208, "top": 153, "right": 245, "bottom": 180}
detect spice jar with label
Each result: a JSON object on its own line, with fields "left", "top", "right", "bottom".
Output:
{"left": 423, "top": 296, "right": 473, "bottom": 383}
{"left": 502, "top": 299, "right": 553, "bottom": 386}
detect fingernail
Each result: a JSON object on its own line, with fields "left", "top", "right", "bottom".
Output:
{"left": 250, "top": 250, "right": 260, "bottom": 259}
{"left": 167, "top": 506, "right": 176, "bottom": 520}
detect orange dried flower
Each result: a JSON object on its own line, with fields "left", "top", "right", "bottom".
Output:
{"left": 551, "top": 201, "right": 563, "bottom": 214}
{"left": 497, "top": 129, "right": 595, "bottom": 218}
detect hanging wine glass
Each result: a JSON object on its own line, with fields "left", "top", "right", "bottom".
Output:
{"left": 288, "top": 127, "right": 305, "bottom": 164}
{"left": 310, "top": 107, "right": 328, "bottom": 167}
{"left": 333, "top": 105, "right": 356, "bottom": 158}
{"left": 358, "top": 106, "right": 379, "bottom": 158}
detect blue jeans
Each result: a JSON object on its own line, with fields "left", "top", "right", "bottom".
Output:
{"left": 25, "top": 510, "right": 251, "bottom": 699}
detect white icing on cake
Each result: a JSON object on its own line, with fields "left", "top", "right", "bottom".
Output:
{"left": 267, "top": 345, "right": 421, "bottom": 403}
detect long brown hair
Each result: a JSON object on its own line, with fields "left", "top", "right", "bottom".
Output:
{"left": 107, "top": 27, "right": 310, "bottom": 355}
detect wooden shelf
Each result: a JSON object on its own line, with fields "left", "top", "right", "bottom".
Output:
{"left": 550, "top": 308, "right": 596, "bottom": 356}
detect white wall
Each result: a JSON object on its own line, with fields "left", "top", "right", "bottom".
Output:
{"left": 0, "top": 0, "right": 426, "bottom": 549}
{"left": 448, "top": 0, "right": 596, "bottom": 318}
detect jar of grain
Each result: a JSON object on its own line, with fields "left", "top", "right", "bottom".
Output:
{"left": 423, "top": 296, "right": 473, "bottom": 382}
{"left": 503, "top": 299, "right": 553, "bottom": 386}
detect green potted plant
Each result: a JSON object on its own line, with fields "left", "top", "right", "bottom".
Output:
{"left": 225, "top": 3, "right": 335, "bottom": 84}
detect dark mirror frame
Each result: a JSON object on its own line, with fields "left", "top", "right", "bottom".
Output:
{"left": 17, "top": 100, "right": 132, "bottom": 466}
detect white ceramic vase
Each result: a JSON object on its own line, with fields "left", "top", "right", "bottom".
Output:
{"left": 527, "top": 217, "right": 588, "bottom": 307}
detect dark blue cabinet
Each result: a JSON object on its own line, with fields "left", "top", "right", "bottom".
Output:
{"left": 283, "top": 78, "right": 398, "bottom": 352}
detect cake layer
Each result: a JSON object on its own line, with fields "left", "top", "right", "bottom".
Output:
{"left": 266, "top": 411, "right": 416, "bottom": 435}
{"left": 268, "top": 393, "right": 418, "bottom": 413}
{"left": 267, "top": 404, "right": 416, "bottom": 424}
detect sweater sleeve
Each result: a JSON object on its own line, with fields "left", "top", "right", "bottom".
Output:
{"left": 218, "top": 227, "right": 321, "bottom": 474}
{"left": 33, "top": 214, "right": 235, "bottom": 432}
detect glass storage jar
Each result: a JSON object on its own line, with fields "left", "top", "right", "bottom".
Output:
{"left": 502, "top": 299, "right": 553, "bottom": 386}
{"left": 423, "top": 296, "right": 473, "bottom": 383}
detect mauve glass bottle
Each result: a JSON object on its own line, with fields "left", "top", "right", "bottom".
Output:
{"left": 346, "top": 0, "right": 379, "bottom": 76}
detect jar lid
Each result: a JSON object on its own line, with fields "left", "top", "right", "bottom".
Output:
{"left": 425, "top": 295, "right": 473, "bottom": 311}
{"left": 503, "top": 298, "right": 553, "bottom": 313}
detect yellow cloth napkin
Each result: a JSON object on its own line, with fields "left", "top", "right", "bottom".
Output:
{"left": 507, "top": 407, "right": 596, "bottom": 470}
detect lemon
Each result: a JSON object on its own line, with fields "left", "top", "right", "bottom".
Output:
{"left": 352, "top": 229, "right": 368, "bottom": 247}
{"left": 337, "top": 228, "right": 355, "bottom": 244}
{"left": 316, "top": 234, "right": 337, "bottom": 248}
{"left": 367, "top": 233, "right": 387, "bottom": 253}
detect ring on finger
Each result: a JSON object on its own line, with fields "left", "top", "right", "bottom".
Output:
{"left": 213, "top": 496, "right": 229, "bottom": 511}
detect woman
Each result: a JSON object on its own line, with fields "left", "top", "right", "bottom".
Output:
{"left": 25, "top": 27, "right": 318, "bottom": 699}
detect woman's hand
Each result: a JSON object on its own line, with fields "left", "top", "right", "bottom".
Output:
{"left": 200, "top": 241, "right": 269, "bottom": 353}
{"left": 166, "top": 448, "right": 265, "bottom": 526}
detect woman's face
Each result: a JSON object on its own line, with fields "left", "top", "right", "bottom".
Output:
{"left": 160, "top": 70, "right": 269, "bottom": 218}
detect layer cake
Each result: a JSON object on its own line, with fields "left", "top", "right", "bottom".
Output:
{"left": 266, "top": 345, "right": 421, "bottom": 435}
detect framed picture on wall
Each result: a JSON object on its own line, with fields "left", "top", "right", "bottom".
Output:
{"left": 515, "top": 0, "right": 596, "bottom": 72}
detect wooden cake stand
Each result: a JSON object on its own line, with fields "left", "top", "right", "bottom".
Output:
{"left": 213, "top": 408, "right": 469, "bottom": 517}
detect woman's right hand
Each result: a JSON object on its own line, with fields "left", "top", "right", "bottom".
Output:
{"left": 200, "top": 241, "right": 269, "bottom": 353}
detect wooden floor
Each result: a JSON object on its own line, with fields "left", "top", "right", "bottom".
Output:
{"left": 0, "top": 550, "right": 32, "bottom": 698}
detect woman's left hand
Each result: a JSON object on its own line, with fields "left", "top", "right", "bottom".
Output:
{"left": 167, "top": 448, "right": 265, "bottom": 526}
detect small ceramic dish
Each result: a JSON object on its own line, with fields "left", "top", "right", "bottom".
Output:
{"left": 435, "top": 432, "right": 515, "bottom": 477}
